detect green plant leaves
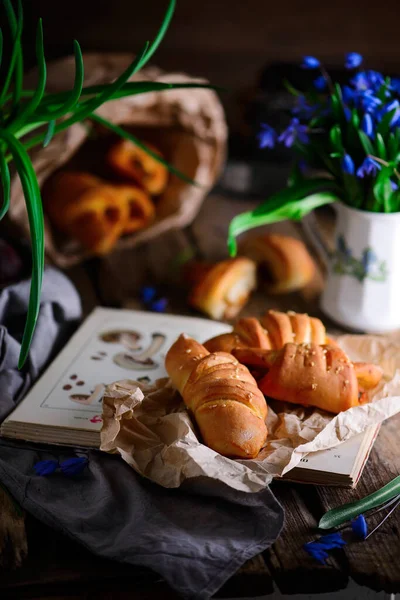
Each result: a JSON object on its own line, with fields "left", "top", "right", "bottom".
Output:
{"left": 0, "top": 148, "right": 11, "bottom": 220}
{"left": 228, "top": 181, "right": 341, "bottom": 256}
{"left": 373, "top": 166, "right": 395, "bottom": 212}
{"left": 0, "top": 130, "right": 44, "bottom": 368}
{"left": 319, "top": 476, "right": 400, "bottom": 530}
{"left": 1, "top": 0, "right": 24, "bottom": 108}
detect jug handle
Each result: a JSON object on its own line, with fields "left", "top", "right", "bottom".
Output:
{"left": 301, "top": 210, "right": 332, "bottom": 270}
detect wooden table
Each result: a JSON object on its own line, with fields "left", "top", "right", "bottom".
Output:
{"left": 1, "top": 192, "right": 400, "bottom": 599}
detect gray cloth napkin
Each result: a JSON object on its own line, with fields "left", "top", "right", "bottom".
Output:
{"left": 0, "top": 267, "right": 284, "bottom": 600}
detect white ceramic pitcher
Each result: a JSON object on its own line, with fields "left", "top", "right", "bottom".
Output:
{"left": 302, "top": 202, "right": 400, "bottom": 333}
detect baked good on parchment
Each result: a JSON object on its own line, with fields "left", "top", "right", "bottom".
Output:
{"left": 165, "top": 333, "right": 268, "bottom": 459}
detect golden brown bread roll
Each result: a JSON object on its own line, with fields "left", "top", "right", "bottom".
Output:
{"left": 240, "top": 233, "right": 315, "bottom": 294}
{"left": 233, "top": 343, "right": 383, "bottom": 414}
{"left": 43, "top": 171, "right": 129, "bottom": 255}
{"left": 188, "top": 258, "right": 257, "bottom": 320}
{"left": 112, "top": 185, "right": 155, "bottom": 234}
{"left": 165, "top": 334, "right": 268, "bottom": 459}
{"left": 204, "top": 309, "right": 334, "bottom": 354}
{"left": 107, "top": 139, "right": 168, "bottom": 195}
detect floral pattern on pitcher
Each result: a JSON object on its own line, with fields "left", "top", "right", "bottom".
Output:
{"left": 331, "top": 235, "right": 388, "bottom": 283}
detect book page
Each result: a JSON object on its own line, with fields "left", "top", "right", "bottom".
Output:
{"left": 3, "top": 308, "right": 230, "bottom": 433}
{"left": 294, "top": 428, "right": 376, "bottom": 475}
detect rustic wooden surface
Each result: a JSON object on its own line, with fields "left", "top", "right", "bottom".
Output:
{"left": 1, "top": 192, "right": 400, "bottom": 599}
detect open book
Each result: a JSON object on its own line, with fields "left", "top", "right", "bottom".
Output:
{"left": 1, "top": 307, "right": 378, "bottom": 487}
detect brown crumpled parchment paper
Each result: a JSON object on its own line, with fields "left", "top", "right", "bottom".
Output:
{"left": 100, "top": 332, "right": 400, "bottom": 493}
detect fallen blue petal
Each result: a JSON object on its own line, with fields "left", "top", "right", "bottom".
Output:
{"left": 352, "top": 514, "right": 368, "bottom": 539}
{"left": 318, "top": 532, "right": 347, "bottom": 548}
{"left": 140, "top": 286, "right": 157, "bottom": 304}
{"left": 304, "top": 542, "right": 329, "bottom": 564}
{"left": 151, "top": 298, "right": 168, "bottom": 313}
{"left": 34, "top": 460, "right": 58, "bottom": 476}
{"left": 60, "top": 457, "right": 88, "bottom": 476}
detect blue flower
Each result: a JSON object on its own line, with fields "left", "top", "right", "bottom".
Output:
{"left": 257, "top": 123, "right": 277, "bottom": 149}
{"left": 314, "top": 75, "right": 327, "bottom": 91}
{"left": 392, "top": 78, "right": 400, "bottom": 94}
{"left": 60, "top": 457, "right": 88, "bottom": 476}
{"left": 341, "top": 154, "right": 355, "bottom": 175}
{"left": 140, "top": 286, "right": 157, "bottom": 304}
{"left": 345, "top": 52, "right": 363, "bottom": 69}
{"left": 391, "top": 180, "right": 399, "bottom": 191}
{"left": 344, "top": 107, "right": 352, "bottom": 122}
{"left": 342, "top": 85, "right": 357, "bottom": 104}
{"left": 356, "top": 156, "right": 382, "bottom": 178}
{"left": 278, "top": 118, "right": 309, "bottom": 147}
{"left": 292, "top": 96, "right": 317, "bottom": 119}
{"left": 151, "top": 298, "right": 168, "bottom": 313}
{"left": 304, "top": 532, "right": 346, "bottom": 564}
{"left": 361, "top": 91, "right": 382, "bottom": 113}
{"left": 361, "top": 113, "right": 374, "bottom": 138}
{"left": 379, "top": 100, "right": 400, "bottom": 126}
{"left": 351, "top": 70, "right": 385, "bottom": 93}
{"left": 351, "top": 514, "right": 368, "bottom": 539}
{"left": 33, "top": 460, "right": 58, "bottom": 476}
{"left": 302, "top": 56, "right": 320, "bottom": 69}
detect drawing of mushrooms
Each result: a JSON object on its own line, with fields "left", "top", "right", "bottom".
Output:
{"left": 99, "top": 330, "right": 142, "bottom": 351}
{"left": 113, "top": 332, "right": 166, "bottom": 370}
{"left": 69, "top": 384, "right": 105, "bottom": 405}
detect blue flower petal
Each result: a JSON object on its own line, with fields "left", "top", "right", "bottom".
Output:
{"left": 302, "top": 56, "right": 320, "bottom": 69}
{"left": 257, "top": 123, "right": 277, "bottom": 149}
{"left": 345, "top": 52, "right": 363, "bottom": 69}
{"left": 33, "top": 459, "right": 58, "bottom": 476}
{"left": 60, "top": 457, "right": 88, "bottom": 476}
{"left": 318, "top": 532, "right": 347, "bottom": 548}
{"left": 361, "top": 113, "right": 374, "bottom": 138}
{"left": 341, "top": 154, "right": 355, "bottom": 175}
{"left": 314, "top": 75, "right": 327, "bottom": 91}
{"left": 351, "top": 514, "right": 368, "bottom": 539}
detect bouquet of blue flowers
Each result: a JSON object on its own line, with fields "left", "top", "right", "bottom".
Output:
{"left": 228, "top": 52, "right": 400, "bottom": 255}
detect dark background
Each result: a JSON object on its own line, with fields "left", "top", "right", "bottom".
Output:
{"left": 20, "top": 0, "right": 400, "bottom": 90}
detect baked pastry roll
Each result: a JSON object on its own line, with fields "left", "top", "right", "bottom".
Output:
{"left": 189, "top": 258, "right": 257, "bottom": 320}
{"left": 43, "top": 171, "right": 128, "bottom": 255}
{"left": 165, "top": 334, "right": 268, "bottom": 458}
{"left": 233, "top": 343, "right": 383, "bottom": 414}
{"left": 204, "top": 309, "right": 334, "bottom": 353}
{"left": 107, "top": 139, "right": 168, "bottom": 195}
{"left": 241, "top": 234, "right": 315, "bottom": 294}
{"left": 112, "top": 185, "right": 155, "bottom": 234}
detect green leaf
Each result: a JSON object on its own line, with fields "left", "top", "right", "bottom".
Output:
{"left": 375, "top": 132, "right": 387, "bottom": 160}
{"left": 90, "top": 112, "right": 200, "bottom": 186}
{"left": 136, "top": 0, "right": 176, "bottom": 70}
{"left": 358, "top": 130, "right": 375, "bottom": 156}
{"left": 228, "top": 182, "right": 340, "bottom": 256}
{"left": 373, "top": 167, "right": 395, "bottom": 212}
{"left": 329, "top": 124, "right": 343, "bottom": 153}
{"left": 342, "top": 172, "right": 363, "bottom": 209}
{"left": 0, "top": 129, "right": 44, "bottom": 368}
{"left": 43, "top": 120, "right": 56, "bottom": 148}
{"left": 319, "top": 476, "right": 400, "bottom": 530}
{"left": 287, "top": 162, "right": 305, "bottom": 188}
{"left": 8, "top": 19, "right": 47, "bottom": 133}
{"left": 33, "top": 40, "right": 84, "bottom": 121}
{"left": 388, "top": 133, "right": 398, "bottom": 161}
{"left": 0, "top": 148, "right": 11, "bottom": 220}
{"left": 282, "top": 79, "right": 302, "bottom": 97}
{"left": 376, "top": 108, "right": 397, "bottom": 137}
{"left": 0, "top": 0, "right": 24, "bottom": 107}
{"left": 351, "top": 109, "right": 360, "bottom": 130}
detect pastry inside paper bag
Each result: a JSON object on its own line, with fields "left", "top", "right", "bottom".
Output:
{"left": 233, "top": 343, "right": 383, "bottom": 414}
{"left": 204, "top": 309, "right": 336, "bottom": 354}
{"left": 107, "top": 139, "right": 168, "bottom": 195}
{"left": 165, "top": 333, "right": 268, "bottom": 458}
{"left": 43, "top": 171, "right": 154, "bottom": 254}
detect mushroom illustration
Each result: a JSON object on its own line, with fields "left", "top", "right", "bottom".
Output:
{"left": 112, "top": 332, "right": 166, "bottom": 371}
{"left": 99, "top": 330, "right": 142, "bottom": 351}
{"left": 69, "top": 383, "right": 105, "bottom": 405}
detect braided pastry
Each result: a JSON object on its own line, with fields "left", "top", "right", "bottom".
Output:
{"left": 165, "top": 334, "right": 268, "bottom": 458}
